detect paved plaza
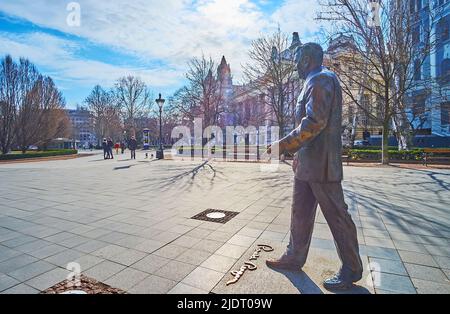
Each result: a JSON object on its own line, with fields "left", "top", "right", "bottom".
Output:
{"left": 0, "top": 152, "right": 449, "bottom": 294}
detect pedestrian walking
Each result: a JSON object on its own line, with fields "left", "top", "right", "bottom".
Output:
{"left": 128, "top": 136, "right": 137, "bottom": 160}
{"left": 120, "top": 142, "right": 126, "bottom": 154}
{"left": 114, "top": 142, "right": 120, "bottom": 155}
{"left": 102, "top": 138, "right": 108, "bottom": 160}
{"left": 107, "top": 138, "right": 114, "bottom": 159}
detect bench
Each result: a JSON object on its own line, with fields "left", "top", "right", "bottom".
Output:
{"left": 422, "top": 148, "right": 450, "bottom": 166}
{"left": 342, "top": 154, "right": 351, "bottom": 166}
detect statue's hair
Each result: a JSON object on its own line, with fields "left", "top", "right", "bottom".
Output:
{"left": 295, "top": 43, "right": 323, "bottom": 66}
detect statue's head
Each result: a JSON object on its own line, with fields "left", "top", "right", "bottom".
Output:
{"left": 295, "top": 43, "right": 323, "bottom": 79}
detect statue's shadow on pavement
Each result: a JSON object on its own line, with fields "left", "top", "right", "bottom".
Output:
{"left": 269, "top": 268, "right": 371, "bottom": 294}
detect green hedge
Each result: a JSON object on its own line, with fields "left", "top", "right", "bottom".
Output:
{"left": 0, "top": 149, "right": 78, "bottom": 161}
{"left": 346, "top": 146, "right": 398, "bottom": 151}
{"left": 348, "top": 149, "right": 428, "bottom": 161}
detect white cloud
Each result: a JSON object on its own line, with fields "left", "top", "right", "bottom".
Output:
{"left": 0, "top": 0, "right": 267, "bottom": 76}
{"left": 0, "top": 0, "right": 326, "bottom": 90}
{"left": 0, "top": 32, "right": 181, "bottom": 89}
{"left": 270, "top": 0, "right": 324, "bottom": 43}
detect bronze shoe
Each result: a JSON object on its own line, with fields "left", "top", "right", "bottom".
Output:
{"left": 266, "top": 256, "right": 302, "bottom": 271}
{"left": 323, "top": 271, "right": 362, "bottom": 291}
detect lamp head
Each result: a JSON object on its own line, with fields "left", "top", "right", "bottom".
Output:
{"left": 156, "top": 93, "right": 165, "bottom": 109}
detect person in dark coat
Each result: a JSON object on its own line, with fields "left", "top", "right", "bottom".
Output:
{"left": 128, "top": 136, "right": 137, "bottom": 160}
{"left": 102, "top": 138, "right": 108, "bottom": 159}
{"left": 120, "top": 142, "right": 126, "bottom": 154}
{"left": 107, "top": 138, "right": 114, "bottom": 159}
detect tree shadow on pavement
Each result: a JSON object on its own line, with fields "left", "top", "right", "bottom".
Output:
{"left": 139, "top": 160, "right": 225, "bottom": 193}
{"left": 346, "top": 170, "right": 449, "bottom": 237}
{"left": 391, "top": 166, "right": 450, "bottom": 192}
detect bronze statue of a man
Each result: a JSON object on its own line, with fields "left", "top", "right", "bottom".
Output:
{"left": 266, "top": 43, "right": 363, "bottom": 291}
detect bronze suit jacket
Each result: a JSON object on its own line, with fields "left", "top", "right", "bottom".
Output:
{"left": 280, "top": 66, "right": 343, "bottom": 183}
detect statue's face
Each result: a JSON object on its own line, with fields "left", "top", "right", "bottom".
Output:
{"left": 295, "top": 48, "right": 311, "bottom": 80}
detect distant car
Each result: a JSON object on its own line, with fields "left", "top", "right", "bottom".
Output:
{"left": 353, "top": 140, "right": 370, "bottom": 148}
{"left": 28, "top": 145, "right": 39, "bottom": 151}
{"left": 342, "top": 137, "right": 352, "bottom": 148}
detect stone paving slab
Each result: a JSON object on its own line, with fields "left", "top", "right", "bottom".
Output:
{"left": 1, "top": 283, "right": 39, "bottom": 294}
{"left": 25, "top": 268, "right": 70, "bottom": 291}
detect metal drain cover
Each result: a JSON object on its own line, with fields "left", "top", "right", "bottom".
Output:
{"left": 61, "top": 290, "right": 87, "bottom": 294}
{"left": 191, "top": 209, "right": 239, "bottom": 224}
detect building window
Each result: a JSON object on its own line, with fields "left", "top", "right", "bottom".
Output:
{"left": 437, "top": 0, "right": 448, "bottom": 8}
{"left": 410, "top": 0, "right": 416, "bottom": 13}
{"left": 441, "top": 102, "right": 450, "bottom": 125}
{"left": 441, "top": 58, "right": 450, "bottom": 81}
{"left": 437, "top": 16, "right": 450, "bottom": 42}
{"left": 413, "top": 25, "right": 421, "bottom": 44}
{"left": 412, "top": 95, "right": 426, "bottom": 117}
{"left": 414, "top": 60, "right": 422, "bottom": 81}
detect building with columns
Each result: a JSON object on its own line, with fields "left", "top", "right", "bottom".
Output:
{"left": 324, "top": 34, "right": 384, "bottom": 142}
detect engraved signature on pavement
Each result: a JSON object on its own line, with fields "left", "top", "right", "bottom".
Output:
{"left": 226, "top": 244, "right": 274, "bottom": 286}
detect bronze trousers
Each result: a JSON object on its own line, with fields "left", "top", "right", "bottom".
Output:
{"left": 286, "top": 178, "right": 363, "bottom": 277}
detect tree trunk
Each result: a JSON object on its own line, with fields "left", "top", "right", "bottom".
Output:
{"left": 392, "top": 111, "right": 413, "bottom": 151}
{"left": 381, "top": 122, "right": 389, "bottom": 165}
{"left": 278, "top": 117, "right": 285, "bottom": 140}
{"left": 350, "top": 114, "right": 357, "bottom": 147}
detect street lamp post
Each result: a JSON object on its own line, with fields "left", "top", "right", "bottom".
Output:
{"left": 156, "top": 93, "right": 165, "bottom": 159}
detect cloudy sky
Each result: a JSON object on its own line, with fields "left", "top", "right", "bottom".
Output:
{"left": 0, "top": 0, "right": 324, "bottom": 108}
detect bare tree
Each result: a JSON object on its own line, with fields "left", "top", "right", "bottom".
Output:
{"left": 243, "top": 28, "right": 301, "bottom": 138}
{"left": 0, "top": 55, "right": 18, "bottom": 154}
{"left": 85, "top": 85, "right": 122, "bottom": 144}
{"left": 35, "top": 76, "right": 67, "bottom": 150}
{"left": 172, "top": 56, "right": 225, "bottom": 127}
{"left": 14, "top": 58, "right": 42, "bottom": 153}
{"left": 115, "top": 76, "right": 151, "bottom": 137}
{"left": 1, "top": 55, "right": 69, "bottom": 153}
{"left": 104, "top": 104, "right": 123, "bottom": 142}
{"left": 318, "top": 0, "right": 437, "bottom": 163}
{"left": 52, "top": 109, "right": 72, "bottom": 141}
